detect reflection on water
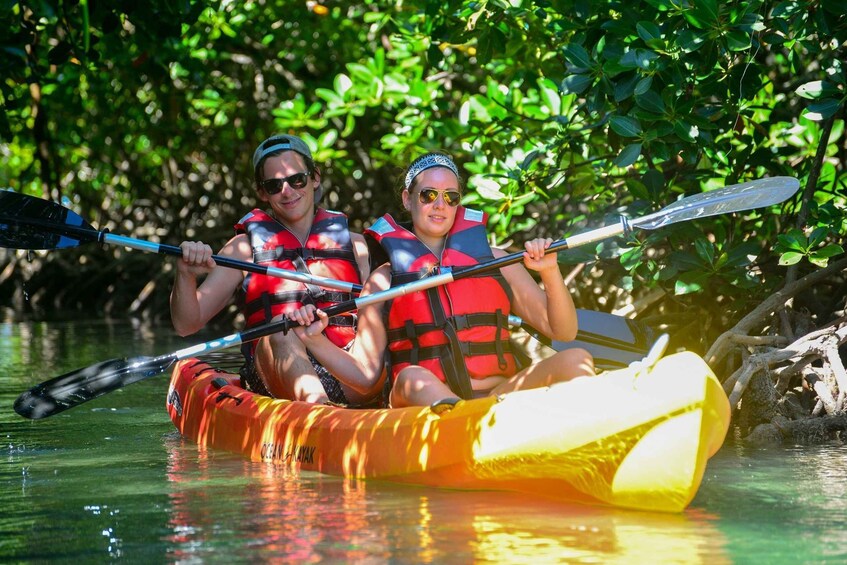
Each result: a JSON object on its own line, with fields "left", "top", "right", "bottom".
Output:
{"left": 163, "top": 434, "right": 731, "bottom": 563}
{"left": 1, "top": 320, "right": 846, "bottom": 563}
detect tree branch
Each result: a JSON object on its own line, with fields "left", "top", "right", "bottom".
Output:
{"left": 706, "top": 257, "right": 847, "bottom": 369}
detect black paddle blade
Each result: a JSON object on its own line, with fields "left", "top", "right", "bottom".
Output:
{"left": 0, "top": 190, "right": 93, "bottom": 250}
{"left": 14, "top": 354, "right": 178, "bottom": 420}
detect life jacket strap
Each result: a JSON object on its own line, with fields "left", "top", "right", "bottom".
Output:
{"left": 291, "top": 254, "right": 329, "bottom": 301}
{"left": 404, "top": 319, "right": 419, "bottom": 366}
{"left": 426, "top": 287, "right": 474, "bottom": 400}
{"left": 391, "top": 341, "right": 515, "bottom": 364}
{"left": 494, "top": 308, "right": 507, "bottom": 370}
{"left": 386, "top": 312, "right": 508, "bottom": 341}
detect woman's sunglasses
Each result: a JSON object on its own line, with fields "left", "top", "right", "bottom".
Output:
{"left": 417, "top": 188, "right": 461, "bottom": 207}
{"left": 261, "top": 172, "right": 310, "bottom": 194}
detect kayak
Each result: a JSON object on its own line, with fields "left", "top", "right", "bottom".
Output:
{"left": 167, "top": 348, "right": 730, "bottom": 513}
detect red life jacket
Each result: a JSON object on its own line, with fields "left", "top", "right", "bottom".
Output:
{"left": 237, "top": 208, "right": 360, "bottom": 355}
{"left": 364, "top": 208, "right": 516, "bottom": 399}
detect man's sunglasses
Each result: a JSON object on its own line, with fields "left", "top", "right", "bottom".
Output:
{"left": 261, "top": 172, "right": 310, "bottom": 194}
{"left": 417, "top": 188, "right": 461, "bottom": 207}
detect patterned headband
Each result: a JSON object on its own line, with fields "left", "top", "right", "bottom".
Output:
{"left": 404, "top": 154, "right": 460, "bottom": 189}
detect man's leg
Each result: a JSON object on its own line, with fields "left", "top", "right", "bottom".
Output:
{"left": 254, "top": 330, "right": 329, "bottom": 403}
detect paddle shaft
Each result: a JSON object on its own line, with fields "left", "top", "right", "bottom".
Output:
{"left": 2, "top": 213, "right": 362, "bottom": 293}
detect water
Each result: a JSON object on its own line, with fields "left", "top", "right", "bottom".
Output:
{"left": 1, "top": 320, "right": 846, "bottom": 563}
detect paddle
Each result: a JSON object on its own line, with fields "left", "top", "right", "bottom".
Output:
{"left": 0, "top": 190, "right": 362, "bottom": 293}
{"left": 13, "top": 176, "right": 800, "bottom": 419}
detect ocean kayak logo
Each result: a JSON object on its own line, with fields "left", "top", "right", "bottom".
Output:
{"left": 261, "top": 442, "right": 316, "bottom": 465}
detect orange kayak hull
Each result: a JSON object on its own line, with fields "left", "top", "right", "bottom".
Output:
{"left": 167, "top": 351, "right": 729, "bottom": 512}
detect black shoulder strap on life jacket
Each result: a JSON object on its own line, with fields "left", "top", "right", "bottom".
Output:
{"left": 425, "top": 287, "right": 474, "bottom": 400}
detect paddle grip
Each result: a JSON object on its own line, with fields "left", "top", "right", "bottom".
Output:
{"left": 237, "top": 297, "right": 359, "bottom": 343}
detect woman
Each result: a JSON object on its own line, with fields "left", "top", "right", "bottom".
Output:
{"left": 289, "top": 152, "right": 595, "bottom": 408}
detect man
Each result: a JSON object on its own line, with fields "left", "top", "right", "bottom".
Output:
{"left": 170, "top": 134, "right": 374, "bottom": 405}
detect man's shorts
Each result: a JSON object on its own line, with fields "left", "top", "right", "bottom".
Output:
{"left": 239, "top": 347, "right": 349, "bottom": 405}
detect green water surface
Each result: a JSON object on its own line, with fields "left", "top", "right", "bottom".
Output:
{"left": 1, "top": 320, "right": 845, "bottom": 563}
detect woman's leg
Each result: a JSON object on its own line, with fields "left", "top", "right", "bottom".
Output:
{"left": 490, "top": 347, "right": 595, "bottom": 396}
{"left": 389, "top": 365, "right": 458, "bottom": 408}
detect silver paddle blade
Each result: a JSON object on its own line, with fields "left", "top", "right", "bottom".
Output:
{"left": 633, "top": 177, "right": 800, "bottom": 230}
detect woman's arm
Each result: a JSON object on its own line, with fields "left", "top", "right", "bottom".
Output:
{"left": 290, "top": 263, "right": 392, "bottom": 395}
{"left": 497, "top": 238, "right": 578, "bottom": 342}
{"left": 350, "top": 232, "right": 371, "bottom": 282}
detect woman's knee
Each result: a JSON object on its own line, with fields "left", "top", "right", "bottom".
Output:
{"left": 552, "top": 347, "right": 595, "bottom": 376}
{"left": 394, "top": 366, "right": 434, "bottom": 392}
{"left": 390, "top": 366, "right": 451, "bottom": 407}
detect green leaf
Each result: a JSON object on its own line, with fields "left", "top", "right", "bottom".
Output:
{"left": 620, "top": 49, "right": 659, "bottom": 70}
{"left": 808, "top": 252, "right": 835, "bottom": 267}
{"left": 620, "top": 246, "right": 644, "bottom": 269}
{"left": 677, "top": 29, "right": 708, "bottom": 52}
{"left": 561, "top": 74, "right": 593, "bottom": 94}
{"left": 614, "top": 74, "right": 639, "bottom": 102}
{"left": 813, "top": 244, "right": 844, "bottom": 259}
{"left": 694, "top": 238, "right": 715, "bottom": 264}
{"left": 776, "top": 231, "right": 808, "bottom": 252}
{"left": 725, "top": 242, "right": 760, "bottom": 268}
{"left": 726, "top": 30, "right": 752, "bottom": 51}
{"left": 684, "top": 0, "right": 720, "bottom": 29}
{"left": 673, "top": 120, "right": 699, "bottom": 142}
{"left": 341, "top": 112, "right": 356, "bottom": 137}
{"left": 796, "top": 80, "right": 842, "bottom": 99}
{"left": 635, "top": 90, "right": 665, "bottom": 114}
{"left": 613, "top": 143, "right": 642, "bottom": 167}
{"left": 318, "top": 129, "right": 338, "bottom": 150}
{"left": 634, "top": 76, "right": 653, "bottom": 96}
{"left": 477, "top": 27, "right": 507, "bottom": 65}
{"left": 778, "top": 251, "right": 804, "bottom": 266}
{"left": 347, "top": 63, "right": 375, "bottom": 83}
{"left": 674, "top": 271, "right": 709, "bottom": 295}
{"left": 315, "top": 87, "right": 344, "bottom": 105}
{"left": 803, "top": 99, "right": 842, "bottom": 121}
{"left": 562, "top": 43, "right": 592, "bottom": 69}
{"left": 808, "top": 226, "right": 828, "bottom": 247}
{"left": 636, "top": 22, "right": 662, "bottom": 43}
{"left": 538, "top": 78, "right": 561, "bottom": 115}
{"left": 334, "top": 73, "right": 353, "bottom": 97}
{"left": 609, "top": 115, "right": 642, "bottom": 137}
{"left": 474, "top": 177, "right": 506, "bottom": 200}
{"left": 670, "top": 251, "right": 704, "bottom": 270}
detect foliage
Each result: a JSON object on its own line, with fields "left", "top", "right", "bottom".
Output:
{"left": 1, "top": 0, "right": 846, "bottom": 352}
